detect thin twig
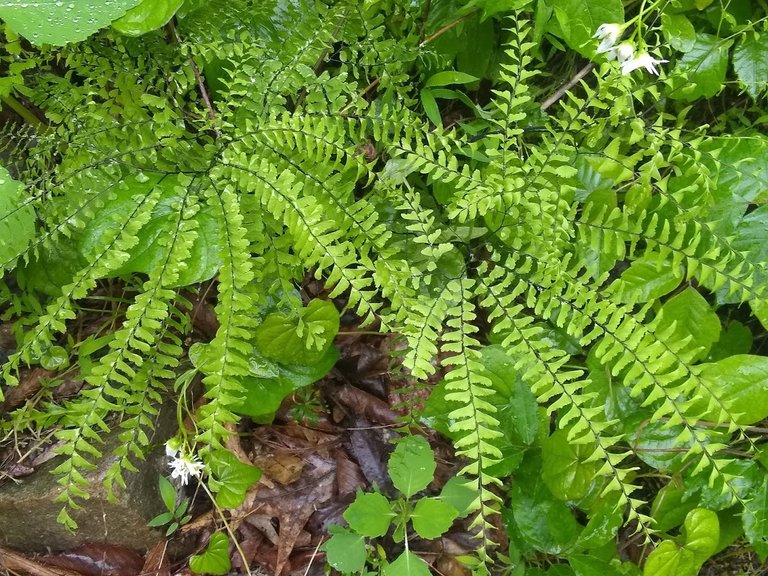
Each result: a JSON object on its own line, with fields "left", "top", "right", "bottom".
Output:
{"left": 540, "top": 62, "right": 595, "bottom": 111}
{"left": 421, "top": 11, "right": 474, "bottom": 46}
{"left": 167, "top": 21, "right": 221, "bottom": 137}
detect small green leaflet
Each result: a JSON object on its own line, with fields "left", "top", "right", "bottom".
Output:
{"left": 388, "top": 435, "right": 435, "bottom": 499}
{"left": 383, "top": 551, "right": 431, "bottom": 576}
{"left": 0, "top": 0, "right": 143, "bottom": 46}
{"left": 411, "top": 497, "right": 459, "bottom": 539}
{"left": 323, "top": 525, "right": 367, "bottom": 573}
{"left": 343, "top": 491, "right": 394, "bottom": 538}
{"left": 205, "top": 450, "right": 261, "bottom": 509}
{"left": 190, "top": 532, "right": 231, "bottom": 575}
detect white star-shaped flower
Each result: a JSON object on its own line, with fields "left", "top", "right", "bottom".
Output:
{"left": 621, "top": 52, "right": 668, "bottom": 76}
{"left": 593, "top": 23, "right": 623, "bottom": 55}
{"left": 165, "top": 441, "right": 204, "bottom": 485}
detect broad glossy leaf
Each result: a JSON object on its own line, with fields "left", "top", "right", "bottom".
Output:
{"left": 661, "top": 13, "right": 695, "bottom": 52}
{"left": 255, "top": 299, "right": 339, "bottom": 365}
{"left": 708, "top": 321, "right": 752, "bottom": 361}
{"left": 611, "top": 256, "right": 683, "bottom": 303}
{"left": 696, "top": 355, "right": 768, "bottom": 425}
{"left": 323, "top": 526, "right": 367, "bottom": 573}
{"left": 548, "top": 0, "right": 624, "bottom": 54}
{"left": 577, "top": 497, "right": 623, "bottom": 548}
{"left": 733, "top": 33, "right": 768, "bottom": 99}
{"left": 0, "top": 0, "right": 142, "bottom": 46}
{"left": 642, "top": 541, "right": 696, "bottom": 576}
{"left": 388, "top": 435, "right": 435, "bottom": 498}
{"left": 112, "top": 0, "right": 183, "bottom": 36}
{"left": 411, "top": 497, "right": 459, "bottom": 539}
{"left": 633, "top": 421, "right": 690, "bottom": 472}
{"left": 343, "top": 491, "right": 394, "bottom": 537}
{"left": 0, "top": 165, "right": 35, "bottom": 268}
{"left": 383, "top": 551, "right": 431, "bottom": 576}
{"left": 668, "top": 33, "right": 732, "bottom": 101}
{"left": 541, "top": 429, "right": 600, "bottom": 501}
{"left": 510, "top": 455, "right": 583, "bottom": 554}
{"left": 682, "top": 508, "right": 719, "bottom": 566}
{"left": 656, "top": 288, "right": 720, "bottom": 360}
{"left": 743, "top": 477, "right": 768, "bottom": 560}
{"left": 206, "top": 450, "right": 261, "bottom": 509}
{"left": 569, "top": 555, "right": 624, "bottom": 576}
{"left": 439, "top": 476, "right": 478, "bottom": 518}
{"left": 650, "top": 483, "right": 696, "bottom": 532}
{"left": 189, "top": 532, "right": 231, "bottom": 575}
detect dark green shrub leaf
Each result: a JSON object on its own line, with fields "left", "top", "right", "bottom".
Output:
{"left": 343, "top": 491, "right": 394, "bottom": 537}
{"left": 656, "top": 288, "right": 720, "bottom": 361}
{"left": 668, "top": 33, "right": 732, "bottom": 101}
{"left": 733, "top": 33, "right": 768, "bottom": 99}
{"left": 661, "top": 13, "right": 696, "bottom": 52}
{"left": 541, "top": 429, "right": 601, "bottom": 501}
{"left": 708, "top": 321, "right": 752, "bottom": 361}
{"left": 112, "top": 0, "right": 184, "bottom": 36}
{"left": 743, "top": 477, "right": 768, "bottom": 560}
{"left": 388, "top": 435, "right": 435, "bottom": 498}
{"left": 695, "top": 355, "right": 768, "bottom": 425}
{"left": 190, "top": 532, "right": 231, "bottom": 575}
{"left": 610, "top": 257, "right": 683, "bottom": 303}
{"left": 547, "top": 0, "right": 624, "bottom": 53}
{"left": 0, "top": 165, "right": 35, "bottom": 268}
{"left": 411, "top": 497, "right": 459, "bottom": 539}
{"left": 158, "top": 475, "right": 176, "bottom": 511}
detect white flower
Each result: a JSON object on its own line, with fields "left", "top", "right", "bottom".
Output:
{"left": 620, "top": 52, "right": 668, "bottom": 76}
{"left": 166, "top": 443, "right": 204, "bottom": 485}
{"left": 614, "top": 42, "right": 635, "bottom": 63}
{"left": 593, "top": 23, "right": 623, "bottom": 55}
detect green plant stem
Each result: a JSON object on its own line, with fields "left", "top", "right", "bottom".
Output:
{"left": 1, "top": 95, "right": 43, "bottom": 131}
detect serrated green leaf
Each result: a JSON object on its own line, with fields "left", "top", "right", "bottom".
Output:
{"left": 190, "top": 532, "right": 231, "bottom": 575}
{"left": 411, "top": 497, "right": 459, "bottom": 539}
{"left": 733, "top": 33, "right": 768, "bottom": 99}
{"left": 668, "top": 33, "right": 732, "bottom": 102}
{"left": 206, "top": 450, "right": 261, "bottom": 509}
{"left": 388, "top": 435, "right": 435, "bottom": 498}
{"left": 744, "top": 477, "right": 768, "bottom": 560}
{"left": 323, "top": 525, "right": 367, "bottom": 573}
{"left": 344, "top": 491, "right": 394, "bottom": 537}
{"left": 0, "top": 0, "right": 143, "bottom": 46}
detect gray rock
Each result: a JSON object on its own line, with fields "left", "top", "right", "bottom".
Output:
{"left": 0, "top": 408, "right": 178, "bottom": 553}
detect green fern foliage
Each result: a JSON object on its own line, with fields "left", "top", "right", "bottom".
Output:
{"left": 2, "top": 0, "right": 768, "bottom": 572}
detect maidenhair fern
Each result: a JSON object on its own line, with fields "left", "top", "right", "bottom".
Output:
{"left": 2, "top": 0, "right": 768, "bottom": 572}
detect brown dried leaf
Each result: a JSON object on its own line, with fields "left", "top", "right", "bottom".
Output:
{"left": 38, "top": 544, "right": 144, "bottom": 576}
